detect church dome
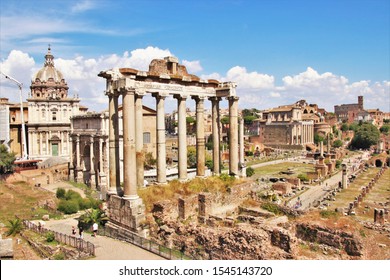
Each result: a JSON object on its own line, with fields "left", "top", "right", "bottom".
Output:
{"left": 33, "top": 46, "right": 64, "bottom": 82}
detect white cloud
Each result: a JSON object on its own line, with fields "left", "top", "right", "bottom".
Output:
{"left": 182, "top": 60, "right": 203, "bottom": 73}
{"left": 1, "top": 49, "right": 389, "bottom": 114}
{"left": 226, "top": 66, "right": 275, "bottom": 89}
{"left": 71, "top": 0, "right": 96, "bottom": 13}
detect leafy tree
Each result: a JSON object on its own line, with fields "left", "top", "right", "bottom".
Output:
{"left": 187, "top": 146, "right": 197, "bottom": 168}
{"left": 243, "top": 115, "right": 257, "bottom": 125}
{"left": 380, "top": 125, "right": 390, "bottom": 135}
{"left": 246, "top": 167, "right": 255, "bottom": 177}
{"left": 0, "top": 144, "right": 16, "bottom": 173}
{"left": 349, "top": 123, "right": 359, "bottom": 132}
{"left": 340, "top": 123, "right": 349, "bottom": 132}
{"left": 314, "top": 133, "right": 325, "bottom": 145}
{"left": 221, "top": 116, "right": 229, "bottom": 125}
{"left": 350, "top": 123, "right": 380, "bottom": 149}
{"left": 332, "top": 139, "right": 343, "bottom": 148}
{"left": 5, "top": 218, "right": 23, "bottom": 236}
{"left": 56, "top": 188, "right": 66, "bottom": 199}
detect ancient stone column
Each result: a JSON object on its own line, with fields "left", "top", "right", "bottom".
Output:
{"left": 69, "top": 135, "right": 74, "bottom": 181}
{"left": 153, "top": 93, "right": 167, "bottom": 184}
{"left": 228, "top": 96, "right": 239, "bottom": 176}
{"left": 320, "top": 141, "right": 324, "bottom": 157}
{"left": 135, "top": 93, "right": 145, "bottom": 188}
{"left": 193, "top": 96, "right": 205, "bottom": 177}
{"left": 89, "top": 136, "right": 96, "bottom": 188}
{"left": 122, "top": 89, "right": 138, "bottom": 200}
{"left": 327, "top": 133, "right": 331, "bottom": 153}
{"left": 107, "top": 92, "right": 120, "bottom": 194}
{"left": 210, "top": 97, "right": 221, "bottom": 175}
{"left": 342, "top": 164, "right": 348, "bottom": 189}
{"left": 75, "top": 135, "right": 80, "bottom": 168}
{"left": 174, "top": 94, "right": 188, "bottom": 181}
{"left": 239, "top": 116, "right": 246, "bottom": 177}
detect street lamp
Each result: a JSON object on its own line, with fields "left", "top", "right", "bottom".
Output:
{"left": 1, "top": 71, "right": 28, "bottom": 159}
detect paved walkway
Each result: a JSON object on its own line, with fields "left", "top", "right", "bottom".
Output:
{"left": 45, "top": 217, "right": 164, "bottom": 260}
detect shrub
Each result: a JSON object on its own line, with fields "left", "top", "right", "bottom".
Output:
{"left": 64, "top": 190, "right": 82, "bottom": 201}
{"left": 79, "top": 198, "right": 92, "bottom": 210}
{"left": 333, "top": 139, "right": 343, "bottom": 148}
{"left": 56, "top": 188, "right": 66, "bottom": 199}
{"left": 320, "top": 210, "right": 338, "bottom": 219}
{"left": 5, "top": 218, "right": 23, "bottom": 236}
{"left": 297, "top": 173, "right": 309, "bottom": 182}
{"left": 58, "top": 200, "right": 79, "bottom": 214}
{"left": 46, "top": 232, "right": 55, "bottom": 243}
{"left": 335, "top": 160, "right": 342, "bottom": 169}
{"left": 246, "top": 167, "right": 255, "bottom": 177}
{"left": 261, "top": 202, "right": 282, "bottom": 215}
{"left": 53, "top": 252, "right": 65, "bottom": 260}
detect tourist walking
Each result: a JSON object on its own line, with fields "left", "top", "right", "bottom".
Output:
{"left": 79, "top": 227, "right": 84, "bottom": 239}
{"left": 92, "top": 222, "right": 98, "bottom": 237}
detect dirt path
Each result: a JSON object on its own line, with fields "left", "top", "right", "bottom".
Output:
{"left": 41, "top": 181, "right": 86, "bottom": 198}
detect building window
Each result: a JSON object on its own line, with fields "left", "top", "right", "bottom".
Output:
{"left": 143, "top": 132, "right": 151, "bottom": 144}
{"left": 52, "top": 111, "right": 57, "bottom": 121}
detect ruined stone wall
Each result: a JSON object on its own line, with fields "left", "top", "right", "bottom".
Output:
{"left": 295, "top": 223, "right": 363, "bottom": 257}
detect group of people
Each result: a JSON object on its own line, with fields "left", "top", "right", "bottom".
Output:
{"left": 71, "top": 222, "right": 98, "bottom": 239}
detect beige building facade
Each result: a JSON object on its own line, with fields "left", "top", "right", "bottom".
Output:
{"left": 27, "top": 47, "right": 85, "bottom": 159}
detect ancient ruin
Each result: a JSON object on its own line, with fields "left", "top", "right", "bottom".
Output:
{"left": 98, "top": 57, "right": 242, "bottom": 234}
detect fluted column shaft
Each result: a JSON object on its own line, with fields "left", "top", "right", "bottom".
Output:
{"left": 122, "top": 89, "right": 138, "bottom": 200}
{"left": 228, "top": 96, "right": 239, "bottom": 176}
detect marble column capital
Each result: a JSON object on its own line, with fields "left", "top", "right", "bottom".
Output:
{"left": 191, "top": 95, "right": 205, "bottom": 102}
{"left": 118, "top": 87, "right": 135, "bottom": 96}
{"left": 105, "top": 89, "right": 120, "bottom": 97}
{"left": 208, "top": 96, "right": 222, "bottom": 102}
{"left": 135, "top": 90, "right": 145, "bottom": 98}
{"left": 152, "top": 92, "right": 168, "bottom": 99}
{"left": 173, "top": 94, "right": 189, "bottom": 100}
{"left": 227, "top": 96, "right": 239, "bottom": 102}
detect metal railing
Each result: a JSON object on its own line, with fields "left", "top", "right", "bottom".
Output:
{"left": 98, "top": 226, "right": 191, "bottom": 260}
{"left": 23, "top": 220, "right": 95, "bottom": 256}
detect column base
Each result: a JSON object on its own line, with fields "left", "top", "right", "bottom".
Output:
{"left": 75, "top": 168, "right": 83, "bottom": 183}
{"left": 107, "top": 195, "right": 146, "bottom": 233}
{"left": 90, "top": 172, "right": 96, "bottom": 189}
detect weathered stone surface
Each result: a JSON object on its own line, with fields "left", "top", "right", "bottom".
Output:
{"left": 295, "top": 223, "right": 363, "bottom": 257}
{"left": 0, "top": 238, "right": 13, "bottom": 258}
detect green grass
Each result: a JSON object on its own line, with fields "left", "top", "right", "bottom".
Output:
{"left": 252, "top": 162, "right": 315, "bottom": 179}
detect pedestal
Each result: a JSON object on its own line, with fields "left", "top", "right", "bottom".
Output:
{"left": 106, "top": 194, "right": 146, "bottom": 233}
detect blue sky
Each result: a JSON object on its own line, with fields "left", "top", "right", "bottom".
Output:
{"left": 0, "top": 0, "right": 389, "bottom": 113}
